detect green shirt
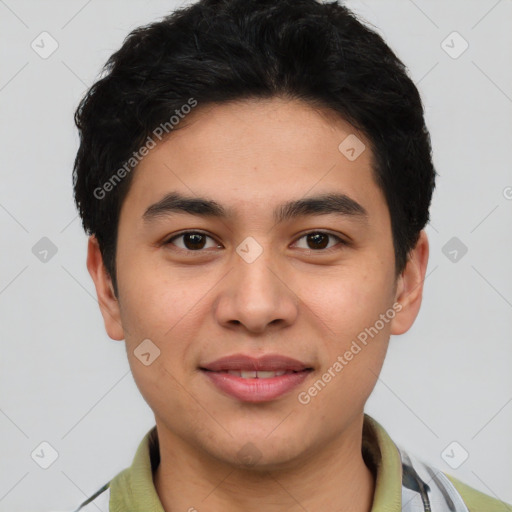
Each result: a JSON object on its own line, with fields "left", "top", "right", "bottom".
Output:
{"left": 74, "top": 414, "right": 511, "bottom": 512}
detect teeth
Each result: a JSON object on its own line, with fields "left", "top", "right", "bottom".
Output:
{"left": 226, "top": 370, "right": 289, "bottom": 378}
{"left": 257, "top": 370, "right": 283, "bottom": 378}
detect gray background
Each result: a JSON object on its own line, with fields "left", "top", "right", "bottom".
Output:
{"left": 0, "top": 0, "right": 511, "bottom": 510}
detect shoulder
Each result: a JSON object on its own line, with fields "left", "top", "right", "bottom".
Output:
{"left": 398, "top": 445, "right": 511, "bottom": 512}
{"left": 444, "top": 473, "right": 512, "bottom": 512}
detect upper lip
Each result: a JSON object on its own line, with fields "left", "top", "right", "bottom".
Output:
{"left": 200, "top": 354, "right": 312, "bottom": 372}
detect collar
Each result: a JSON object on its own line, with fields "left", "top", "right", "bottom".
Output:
{"left": 108, "top": 413, "right": 403, "bottom": 512}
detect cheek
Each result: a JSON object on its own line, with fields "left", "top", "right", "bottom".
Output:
{"left": 117, "top": 259, "right": 213, "bottom": 384}
{"left": 302, "top": 262, "right": 394, "bottom": 338}
{"left": 128, "top": 352, "right": 195, "bottom": 433}
{"left": 118, "top": 270, "right": 198, "bottom": 412}
{"left": 117, "top": 251, "right": 196, "bottom": 338}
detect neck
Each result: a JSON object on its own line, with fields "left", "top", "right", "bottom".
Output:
{"left": 153, "top": 415, "right": 375, "bottom": 512}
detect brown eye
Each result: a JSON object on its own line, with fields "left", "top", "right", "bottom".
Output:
{"left": 294, "top": 231, "right": 345, "bottom": 251}
{"left": 166, "top": 231, "right": 220, "bottom": 251}
{"left": 306, "top": 233, "right": 329, "bottom": 249}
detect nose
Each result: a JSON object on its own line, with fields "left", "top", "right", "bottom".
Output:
{"left": 213, "top": 248, "right": 299, "bottom": 334}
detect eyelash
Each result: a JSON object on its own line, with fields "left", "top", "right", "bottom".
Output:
{"left": 163, "top": 230, "right": 348, "bottom": 254}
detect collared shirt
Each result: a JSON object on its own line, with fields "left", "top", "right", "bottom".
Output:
{"left": 73, "top": 414, "right": 510, "bottom": 512}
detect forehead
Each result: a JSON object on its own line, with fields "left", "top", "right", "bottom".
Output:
{"left": 119, "top": 97, "right": 389, "bottom": 227}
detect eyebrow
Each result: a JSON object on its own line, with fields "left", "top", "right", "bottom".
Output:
{"left": 142, "top": 191, "right": 368, "bottom": 224}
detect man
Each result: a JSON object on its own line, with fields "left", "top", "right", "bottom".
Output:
{"left": 71, "top": 0, "right": 511, "bottom": 510}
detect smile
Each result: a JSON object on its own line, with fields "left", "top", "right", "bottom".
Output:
{"left": 200, "top": 368, "right": 313, "bottom": 402}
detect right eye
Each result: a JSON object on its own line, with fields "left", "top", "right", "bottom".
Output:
{"left": 164, "top": 231, "right": 222, "bottom": 252}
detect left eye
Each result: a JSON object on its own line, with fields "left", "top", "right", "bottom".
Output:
{"left": 165, "top": 231, "right": 344, "bottom": 252}
{"left": 293, "top": 232, "right": 344, "bottom": 251}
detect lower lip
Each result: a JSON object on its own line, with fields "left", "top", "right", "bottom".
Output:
{"left": 201, "top": 370, "right": 312, "bottom": 402}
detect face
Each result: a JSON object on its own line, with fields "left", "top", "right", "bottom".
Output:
{"left": 88, "top": 97, "right": 428, "bottom": 470}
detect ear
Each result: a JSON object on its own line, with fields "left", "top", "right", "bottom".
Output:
{"left": 390, "top": 230, "right": 429, "bottom": 335}
{"left": 86, "top": 235, "right": 125, "bottom": 341}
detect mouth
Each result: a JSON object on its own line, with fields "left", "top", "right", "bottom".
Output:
{"left": 201, "top": 369, "right": 308, "bottom": 378}
{"left": 199, "top": 354, "right": 314, "bottom": 402}
{"left": 200, "top": 353, "right": 312, "bottom": 372}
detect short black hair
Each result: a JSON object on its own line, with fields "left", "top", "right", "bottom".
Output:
{"left": 73, "top": 0, "right": 436, "bottom": 297}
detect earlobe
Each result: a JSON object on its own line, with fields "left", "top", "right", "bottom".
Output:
{"left": 390, "top": 230, "right": 429, "bottom": 336}
{"left": 86, "top": 235, "right": 125, "bottom": 341}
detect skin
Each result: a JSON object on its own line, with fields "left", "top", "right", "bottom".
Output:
{"left": 87, "top": 97, "right": 429, "bottom": 512}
